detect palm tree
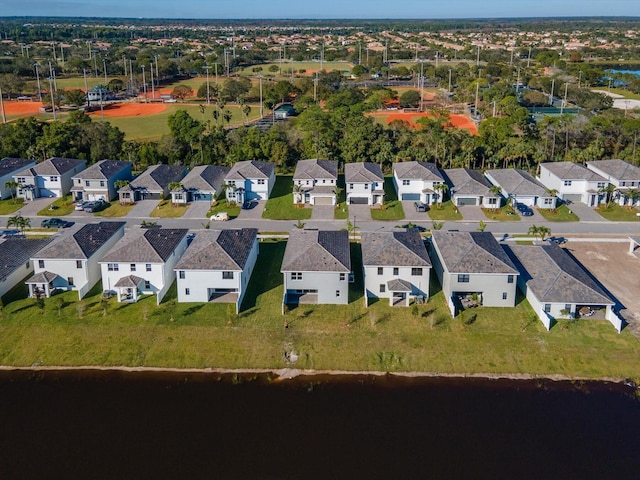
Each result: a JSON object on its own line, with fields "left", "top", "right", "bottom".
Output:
{"left": 4, "top": 180, "right": 19, "bottom": 204}
{"left": 598, "top": 184, "right": 617, "bottom": 208}
{"left": 292, "top": 183, "right": 303, "bottom": 204}
{"left": 7, "top": 214, "right": 30, "bottom": 235}
{"left": 168, "top": 182, "right": 183, "bottom": 206}
{"left": 477, "top": 220, "right": 487, "bottom": 232}
{"left": 433, "top": 183, "right": 449, "bottom": 209}
{"left": 623, "top": 188, "right": 640, "bottom": 208}
{"left": 528, "top": 224, "right": 551, "bottom": 242}
{"left": 242, "top": 104, "right": 251, "bottom": 125}
{"left": 294, "top": 219, "right": 306, "bottom": 229}
{"left": 223, "top": 109, "right": 233, "bottom": 126}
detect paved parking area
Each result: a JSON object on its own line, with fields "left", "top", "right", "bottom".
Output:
{"left": 237, "top": 200, "right": 265, "bottom": 219}
{"left": 348, "top": 203, "right": 372, "bottom": 221}
{"left": 16, "top": 198, "right": 54, "bottom": 217}
{"left": 457, "top": 206, "right": 486, "bottom": 221}
{"left": 401, "top": 201, "right": 429, "bottom": 222}
{"left": 311, "top": 205, "right": 334, "bottom": 220}
{"left": 126, "top": 200, "right": 159, "bottom": 218}
{"left": 183, "top": 201, "right": 211, "bottom": 219}
{"left": 565, "top": 202, "right": 606, "bottom": 222}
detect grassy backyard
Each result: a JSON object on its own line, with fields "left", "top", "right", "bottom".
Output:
{"left": 536, "top": 204, "right": 580, "bottom": 222}
{"left": 37, "top": 195, "right": 75, "bottom": 216}
{"left": 428, "top": 200, "right": 463, "bottom": 221}
{"left": 482, "top": 205, "right": 520, "bottom": 221}
{"left": 0, "top": 198, "right": 25, "bottom": 215}
{"left": 595, "top": 204, "right": 640, "bottom": 221}
{"left": 263, "top": 176, "right": 312, "bottom": 220}
{"left": 371, "top": 177, "right": 405, "bottom": 221}
{"left": 0, "top": 239, "right": 639, "bottom": 379}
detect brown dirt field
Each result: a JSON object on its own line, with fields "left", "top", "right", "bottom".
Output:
{"left": 2, "top": 101, "right": 45, "bottom": 115}
{"left": 87, "top": 102, "right": 167, "bottom": 118}
{"left": 370, "top": 110, "right": 478, "bottom": 135}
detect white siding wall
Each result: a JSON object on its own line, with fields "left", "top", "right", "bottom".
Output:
{"left": 100, "top": 262, "right": 165, "bottom": 296}
{"left": 447, "top": 273, "right": 517, "bottom": 307}
{"left": 0, "top": 162, "right": 36, "bottom": 199}
{"left": 393, "top": 172, "right": 441, "bottom": 204}
{"left": 346, "top": 182, "right": 380, "bottom": 204}
{"left": 284, "top": 271, "right": 348, "bottom": 304}
{"left": 364, "top": 265, "right": 430, "bottom": 300}
{"left": 32, "top": 258, "right": 89, "bottom": 295}
{"left": 0, "top": 259, "right": 33, "bottom": 297}
{"left": 176, "top": 270, "right": 241, "bottom": 302}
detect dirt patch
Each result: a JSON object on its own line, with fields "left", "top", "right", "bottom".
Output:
{"left": 2, "top": 101, "right": 45, "bottom": 115}
{"left": 87, "top": 102, "right": 167, "bottom": 118}
{"left": 369, "top": 110, "right": 478, "bottom": 135}
{"left": 567, "top": 241, "right": 640, "bottom": 337}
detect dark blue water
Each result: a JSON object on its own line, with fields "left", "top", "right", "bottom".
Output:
{"left": 0, "top": 370, "right": 638, "bottom": 479}
{"left": 610, "top": 69, "right": 640, "bottom": 77}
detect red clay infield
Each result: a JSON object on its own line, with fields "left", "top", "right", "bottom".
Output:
{"left": 2, "top": 101, "right": 45, "bottom": 115}
{"left": 370, "top": 110, "right": 478, "bottom": 135}
{"left": 87, "top": 102, "right": 167, "bottom": 118}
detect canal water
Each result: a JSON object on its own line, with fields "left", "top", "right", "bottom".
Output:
{"left": 0, "top": 370, "right": 638, "bottom": 479}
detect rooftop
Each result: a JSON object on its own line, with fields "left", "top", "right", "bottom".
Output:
{"left": 486, "top": 168, "right": 549, "bottom": 197}
{"left": 540, "top": 162, "right": 606, "bottom": 182}
{"left": 15, "top": 157, "right": 86, "bottom": 177}
{"left": 101, "top": 228, "right": 188, "bottom": 263}
{"left": 35, "top": 222, "right": 125, "bottom": 260}
{"left": 444, "top": 168, "right": 495, "bottom": 196}
{"left": 394, "top": 161, "right": 444, "bottom": 182}
{"left": 0, "top": 157, "right": 35, "bottom": 178}
{"left": 361, "top": 230, "right": 431, "bottom": 267}
{"left": 344, "top": 162, "right": 383, "bottom": 183}
{"left": 130, "top": 164, "right": 186, "bottom": 192}
{"left": 225, "top": 160, "right": 274, "bottom": 181}
{"left": 587, "top": 159, "right": 640, "bottom": 182}
{"left": 72, "top": 160, "right": 131, "bottom": 180}
{"left": 0, "top": 237, "right": 51, "bottom": 281}
{"left": 281, "top": 229, "right": 351, "bottom": 273}
{"left": 175, "top": 229, "right": 258, "bottom": 271}
{"left": 293, "top": 159, "right": 338, "bottom": 180}
{"left": 179, "top": 165, "right": 230, "bottom": 192}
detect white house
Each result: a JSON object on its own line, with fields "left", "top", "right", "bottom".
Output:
{"left": 292, "top": 159, "right": 338, "bottom": 206}
{"left": 361, "top": 230, "right": 431, "bottom": 307}
{"left": 506, "top": 243, "right": 623, "bottom": 332}
{"left": 170, "top": 165, "right": 230, "bottom": 205}
{"left": 281, "top": 229, "right": 351, "bottom": 306}
{"left": 25, "top": 222, "right": 126, "bottom": 299}
{"left": 14, "top": 157, "right": 86, "bottom": 200}
{"left": 0, "top": 237, "right": 51, "bottom": 298}
{"left": 71, "top": 159, "right": 132, "bottom": 202}
{"left": 430, "top": 231, "right": 519, "bottom": 315}
{"left": 485, "top": 168, "right": 557, "bottom": 209}
{"left": 174, "top": 228, "right": 259, "bottom": 312}
{"left": 538, "top": 162, "right": 607, "bottom": 207}
{"left": 0, "top": 157, "right": 36, "bottom": 200}
{"left": 224, "top": 160, "right": 276, "bottom": 204}
{"left": 345, "top": 162, "right": 384, "bottom": 205}
{"left": 118, "top": 164, "right": 187, "bottom": 204}
{"left": 587, "top": 159, "right": 640, "bottom": 206}
{"left": 100, "top": 228, "right": 189, "bottom": 305}
{"left": 393, "top": 161, "right": 444, "bottom": 205}
{"left": 444, "top": 168, "right": 501, "bottom": 208}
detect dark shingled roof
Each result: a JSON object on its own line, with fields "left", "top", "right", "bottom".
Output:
{"left": 540, "top": 162, "right": 606, "bottom": 181}
{"left": 293, "top": 159, "right": 339, "bottom": 180}
{"left": 443, "top": 168, "right": 495, "bottom": 197}
{"left": 587, "top": 159, "right": 640, "bottom": 182}
{"left": 0, "top": 237, "right": 51, "bottom": 281}
{"left": 180, "top": 165, "right": 230, "bottom": 193}
{"left": 387, "top": 278, "right": 412, "bottom": 292}
{"left": 16, "top": 157, "right": 85, "bottom": 177}
{"left": 486, "top": 168, "right": 548, "bottom": 197}
{"left": 36, "top": 222, "right": 125, "bottom": 260}
{"left": 506, "top": 244, "right": 613, "bottom": 305}
{"left": 101, "top": 228, "right": 188, "bottom": 263}
{"left": 225, "top": 160, "right": 274, "bottom": 180}
{"left": 0, "top": 157, "right": 35, "bottom": 177}
{"left": 175, "top": 229, "right": 258, "bottom": 271}
{"left": 361, "top": 231, "right": 431, "bottom": 267}
{"left": 344, "top": 162, "right": 383, "bottom": 183}
{"left": 73, "top": 160, "right": 131, "bottom": 180}
{"left": 130, "top": 164, "right": 186, "bottom": 192}
{"left": 431, "top": 231, "right": 518, "bottom": 275}
{"left": 114, "top": 275, "right": 144, "bottom": 288}
{"left": 25, "top": 270, "right": 60, "bottom": 284}
{"left": 394, "top": 161, "right": 443, "bottom": 182}
{"left": 281, "top": 229, "right": 351, "bottom": 273}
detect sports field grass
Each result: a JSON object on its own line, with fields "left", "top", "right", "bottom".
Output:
{"left": 237, "top": 61, "right": 353, "bottom": 77}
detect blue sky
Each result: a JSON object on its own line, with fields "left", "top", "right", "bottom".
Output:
{"left": 1, "top": 0, "right": 639, "bottom": 19}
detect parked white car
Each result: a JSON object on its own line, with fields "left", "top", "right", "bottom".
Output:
{"left": 210, "top": 212, "right": 229, "bottom": 221}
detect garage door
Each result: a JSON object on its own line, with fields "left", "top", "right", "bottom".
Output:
{"left": 401, "top": 193, "right": 420, "bottom": 201}
{"left": 350, "top": 196, "right": 369, "bottom": 205}
{"left": 456, "top": 197, "right": 478, "bottom": 206}
{"left": 193, "top": 193, "right": 212, "bottom": 202}
{"left": 314, "top": 196, "right": 333, "bottom": 205}
{"left": 562, "top": 194, "right": 582, "bottom": 203}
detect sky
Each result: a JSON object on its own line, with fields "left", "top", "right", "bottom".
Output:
{"left": 1, "top": 0, "right": 639, "bottom": 19}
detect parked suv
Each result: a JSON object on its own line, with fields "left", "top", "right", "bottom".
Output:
{"left": 515, "top": 203, "right": 533, "bottom": 216}
{"left": 414, "top": 201, "right": 427, "bottom": 212}
{"left": 83, "top": 199, "right": 108, "bottom": 213}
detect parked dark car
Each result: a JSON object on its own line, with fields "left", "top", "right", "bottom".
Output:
{"left": 83, "top": 199, "right": 108, "bottom": 213}
{"left": 242, "top": 200, "right": 257, "bottom": 210}
{"left": 515, "top": 203, "right": 533, "bottom": 216}
{"left": 547, "top": 236, "right": 568, "bottom": 245}
{"left": 41, "top": 218, "right": 72, "bottom": 228}
{"left": 414, "top": 201, "right": 427, "bottom": 212}
{"left": 0, "top": 229, "right": 20, "bottom": 237}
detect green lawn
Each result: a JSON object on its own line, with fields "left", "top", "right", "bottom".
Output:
{"left": 149, "top": 200, "right": 188, "bottom": 218}
{"left": 371, "top": 200, "right": 405, "bottom": 221}
{"left": 37, "top": 195, "right": 75, "bottom": 216}
{"left": 606, "top": 87, "right": 640, "bottom": 100}
{"left": 206, "top": 199, "right": 241, "bottom": 220}
{"left": 0, "top": 239, "right": 639, "bottom": 380}
{"left": 595, "top": 203, "right": 640, "bottom": 221}
{"left": 94, "top": 201, "right": 135, "bottom": 218}
{"left": 0, "top": 198, "right": 25, "bottom": 215}
{"left": 334, "top": 175, "right": 348, "bottom": 219}
{"left": 536, "top": 204, "right": 580, "bottom": 222}
{"left": 482, "top": 205, "right": 520, "bottom": 221}
{"left": 263, "top": 176, "right": 312, "bottom": 220}
{"left": 237, "top": 61, "right": 353, "bottom": 77}
{"left": 428, "top": 200, "right": 463, "bottom": 221}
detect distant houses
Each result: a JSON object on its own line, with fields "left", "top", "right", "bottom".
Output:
{"left": 225, "top": 160, "right": 276, "bottom": 204}
{"left": 170, "top": 165, "right": 230, "bottom": 205}
{"left": 71, "top": 159, "right": 132, "bottom": 202}
{"left": 393, "top": 161, "right": 444, "bottom": 205}
{"left": 292, "top": 159, "right": 338, "bottom": 206}
{"left": 14, "top": 157, "right": 86, "bottom": 200}
{"left": 345, "top": 162, "right": 384, "bottom": 205}
{"left": 0, "top": 157, "right": 36, "bottom": 200}
{"left": 118, "top": 164, "right": 187, "bottom": 204}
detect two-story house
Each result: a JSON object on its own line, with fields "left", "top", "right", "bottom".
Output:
{"left": 393, "top": 161, "right": 444, "bottom": 205}
{"left": 0, "top": 236, "right": 51, "bottom": 298}
{"left": 175, "top": 228, "right": 259, "bottom": 312}
{"left": 361, "top": 230, "right": 431, "bottom": 307}
{"left": 443, "top": 167, "right": 501, "bottom": 208}
{"left": 224, "top": 160, "right": 276, "bottom": 204}
{"left": 587, "top": 159, "right": 640, "bottom": 206}
{"left": 118, "top": 164, "right": 187, "bottom": 204}
{"left": 26, "top": 222, "right": 125, "bottom": 299}
{"left": 14, "top": 157, "right": 86, "bottom": 200}
{"left": 485, "top": 168, "right": 557, "bottom": 209}
{"left": 538, "top": 162, "right": 607, "bottom": 207}
{"left": 292, "top": 159, "right": 338, "bottom": 206}
{"left": 281, "top": 229, "right": 351, "bottom": 306}
{"left": 170, "top": 165, "right": 230, "bottom": 204}
{"left": 430, "top": 231, "right": 519, "bottom": 315}
{"left": 100, "top": 228, "right": 189, "bottom": 305}
{"left": 0, "top": 157, "right": 36, "bottom": 199}
{"left": 345, "top": 162, "right": 384, "bottom": 205}
{"left": 70, "top": 160, "right": 132, "bottom": 202}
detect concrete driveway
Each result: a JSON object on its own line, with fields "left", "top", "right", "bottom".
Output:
{"left": 348, "top": 203, "right": 372, "bottom": 221}
{"left": 183, "top": 201, "right": 212, "bottom": 219}
{"left": 565, "top": 202, "right": 607, "bottom": 222}
{"left": 311, "top": 205, "right": 335, "bottom": 220}
{"left": 401, "top": 201, "right": 430, "bottom": 222}
{"left": 457, "top": 205, "right": 485, "bottom": 222}
{"left": 15, "top": 198, "right": 54, "bottom": 217}
{"left": 237, "top": 200, "right": 266, "bottom": 220}
{"left": 126, "top": 200, "right": 159, "bottom": 218}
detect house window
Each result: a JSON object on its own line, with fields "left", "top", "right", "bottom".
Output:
{"left": 458, "top": 274, "right": 470, "bottom": 283}
{"left": 291, "top": 272, "right": 302, "bottom": 280}
{"left": 68, "top": 277, "right": 74, "bottom": 286}
{"left": 146, "top": 264, "right": 152, "bottom": 272}
{"left": 25, "top": 260, "right": 29, "bottom": 268}
{"left": 563, "top": 180, "right": 572, "bottom": 186}
{"left": 380, "top": 284, "right": 386, "bottom": 293}
{"left": 100, "top": 181, "right": 105, "bottom": 187}
{"left": 377, "top": 267, "right": 383, "bottom": 275}
{"left": 544, "top": 198, "right": 553, "bottom": 205}
{"left": 364, "top": 184, "right": 369, "bottom": 190}
{"left": 597, "top": 182, "right": 605, "bottom": 188}
{"left": 393, "top": 267, "right": 399, "bottom": 275}
{"left": 50, "top": 176, "right": 58, "bottom": 182}
{"left": 402, "top": 179, "right": 410, "bottom": 186}
{"left": 257, "top": 179, "right": 265, "bottom": 185}
{"left": 621, "top": 181, "right": 627, "bottom": 187}
{"left": 544, "top": 304, "right": 551, "bottom": 313}
{"left": 85, "top": 180, "right": 90, "bottom": 187}
{"left": 144, "top": 280, "right": 150, "bottom": 290}
{"left": 179, "top": 271, "right": 185, "bottom": 279}
{"left": 349, "top": 183, "right": 354, "bottom": 189}
{"left": 322, "top": 179, "right": 326, "bottom": 184}
{"left": 130, "top": 264, "right": 136, "bottom": 272}
{"left": 76, "top": 260, "right": 82, "bottom": 269}
{"left": 502, "top": 292, "right": 507, "bottom": 300}
{"left": 508, "top": 275, "right": 514, "bottom": 284}
{"left": 565, "top": 304, "right": 571, "bottom": 311}
{"left": 411, "top": 268, "right": 422, "bottom": 276}
{"left": 336, "top": 290, "right": 340, "bottom": 297}
{"left": 38, "top": 260, "right": 45, "bottom": 269}
{"left": 17, "top": 177, "right": 25, "bottom": 183}
{"left": 185, "top": 288, "right": 190, "bottom": 296}
{"left": 339, "top": 273, "right": 346, "bottom": 281}
{"left": 77, "top": 179, "right": 81, "bottom": 184}
{"left": 222, "top": 271, "right": 234, "bottom": 279}
{"left": 108, "top": 263, "right": 119, "bottom": 271}
{"left": 306, "top": 180, "right": 310, "bottom": 185}
{"left": 487, "top": 198, "right": 497, "bottom": 205}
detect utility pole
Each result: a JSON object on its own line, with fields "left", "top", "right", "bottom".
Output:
{"left": 561, "top": 82, "right": 568, "bottom": 115}
{"left": 516, "top": 68, "right": 521, "bottom": 95}
{"left": 320, "top": 42, "right": 324, "bottom": 71}
{"left": 83, "top": 69, "right": 89, "bottom": 106}
{"left": 204, "top": 65, "right": 211, "bottom": 105}
{"left": 313, "top": 71, "right": 318, "bottom": 103}
{"left": 150, "top": 62, "right": 155, "bottom": 100}
{"left": 420, "top": 61, "right": 424, "bottom": 112}
{"left": 34, "top": 63, "right": 42, "bottom": 101}
{"left": 123, "top": 56, "right": 127, "bottom": 78}
{"left": 550, "top": 78, "right": 555, "bottom": 105}
{"left": 448, "top": 68, "right": 452, "bottom": 98}
{"left": 141, "top": 65, "right": 147, "bottom": 102}
{"left": 0, "top": 87, "right": 6, "bottom": 124}
{"left": 48, "top": 75, "right": 56, "bottom": 121}
{"left": 527, "top": 45, "right": 532, "bottom": 68}
{"left": 476, "top": 45, "right": 480, "bottom": 67}
{"left": 474, "top": 80, "right": 480, "bottom": 112}
{"left": 578, "top": 70, "right": 582, "bottom": 89}
{"left": 129, "top": 58, "right": 133, "bottom": 94}
{"left": 102, "top": 57, "right": 107, "bottom": 83}
{"left": 258, "top": 74, "right": 264, "bottom": 118}
{"left": 154, "top": 55, "right": 159, "bottom": 85}
{"left": 60, "top": 44, "right": 64, "bottom": 63}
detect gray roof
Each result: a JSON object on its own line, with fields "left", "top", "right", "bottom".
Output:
{"left": 394, "top": 161, "right": 443, "bottom": 182}
{"left": 225, "top": 160, "right": 274, "bottom": 181}
{"left": 540, "top": 162, "right": 606, "bottom": 182}
{"left": 72, "top": 160, "right": 131, "bottom": 180}
{"left": 180, "top": 165, "right": 230, "bottom": 193}
{"left": 361, "top": 231, "right": 431, "bottom": 267}
{"left": 444, "top": 168, "right": 495, "bottom": 197}
{"left": 431, "top": 231, "right": 518, "bottom": 275}
{"left": 344, "top": 162, "right": 383, "bottom": 183}
{"left": 114, "top": 275, "right": 144, "bottom": 288}
{"left": 281, "top": 229, "right": 351, "bottom": 273}
{"left": 175, "top": 229, "right": 258, "bottom": 271}
{"left": 0, "top": 237, "right": 51, "bottom": 281}
{"left": 293, "top": 159, "right": 338, "bottom": 181}
{"left": 130, "top": 164, "right": 186, "bottom": 192}
{"left": 506, "top": 244, "right": 613, "bottom": 305}
{"left": 25, "top": 270, "right": 59, "bottom": 284}
{"left": 387, "top": 278, "right": 412, "bottom": 292}
{"left": 101, "top": 228, "right": 188, "bottom": 263}
{"left": 587, "top": 159, "right": 640, "bottom": 182}
{"left": 15, "top": 157, "right": 85, "bottom": 177}
{"left": 35, "top": 222, "right": 125, "bottom": 260}
{"left": 486, "top": 168, "right": 549, "bottom": 197}
{"left": 0, "top": 158, "right": 35, "bottom": 177}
